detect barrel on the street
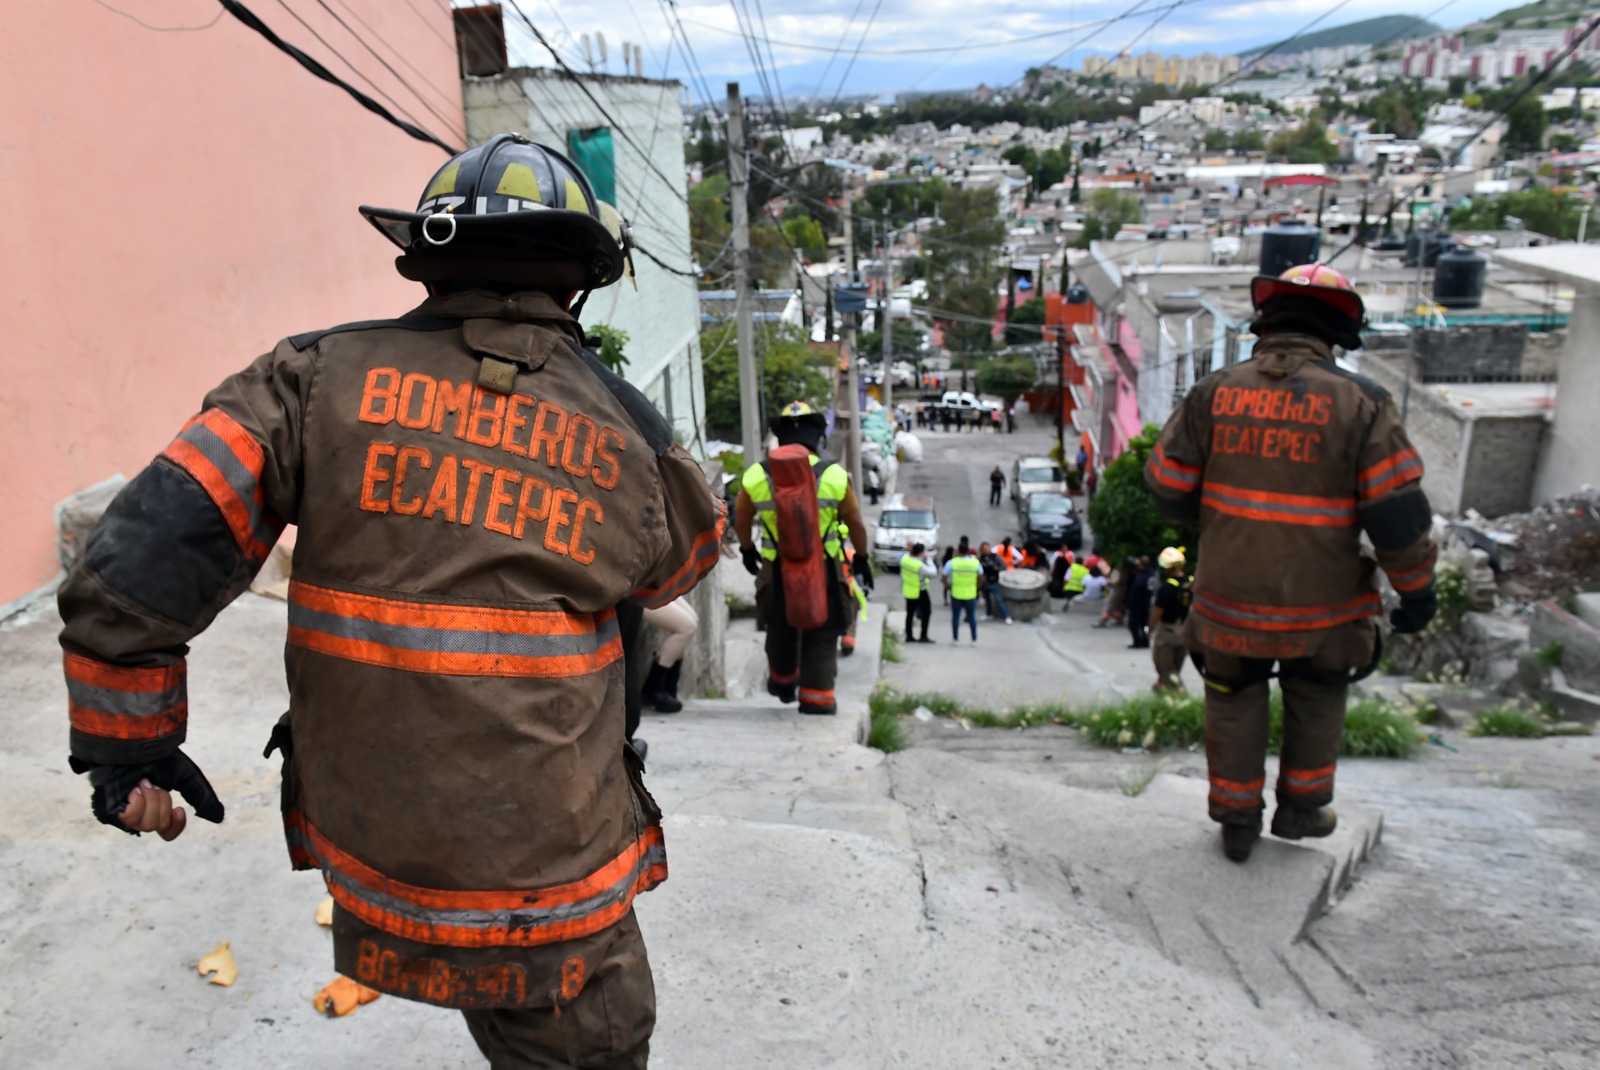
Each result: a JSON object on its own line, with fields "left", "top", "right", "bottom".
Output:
{"left": 999, "top": 569, "right": 1049, "bottom": 622}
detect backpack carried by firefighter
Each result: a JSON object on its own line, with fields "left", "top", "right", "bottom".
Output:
{"left": 764, "top": 443, "right": 832, "bottom": 630}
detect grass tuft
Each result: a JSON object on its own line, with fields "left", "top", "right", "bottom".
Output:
{"left": 1078, "top": 692, "right": 1205, "bottom": 750}
{"left": 1466, "top": 702, "right": 1593, "bottom": 739}
{"left": 1118, "top": 758, "right": 1170, "bottom": 797}
{"left": 1534, "top": 640, "right": 1565, "bottom": 668}
{"left": 1339, "top": 697, "right": 1423, "bottom": 758}
{"left": 881, "top": 625, "right": 903, "bottom": 665}
{"left": 866, "top": 685, "right": 910, "bottom": 752}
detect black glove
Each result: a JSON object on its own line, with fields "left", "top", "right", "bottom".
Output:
{"left": 72, "top": 749, "right": 226, "bottom": 835}
{"left": 852, "top": 553, "right": 874, "bottom": 592}
{"left": 741, "top": 545, "right": 762, "bottom": 576}
{"left": 1390, "top": 590, "right": 1437, "bottom": 635}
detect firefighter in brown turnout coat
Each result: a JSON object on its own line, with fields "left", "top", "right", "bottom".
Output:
{"left": 57, "top": 136, "right": 724, "bottom": 1066}
{"left": 1145, "top": 263, "right": 1438, "bottom": 863}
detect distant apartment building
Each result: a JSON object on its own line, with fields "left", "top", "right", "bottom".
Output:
{"left": 1084, "top": 50, "right": 1238, "bottom": 87}
{"left": 1401, "top": 27, "right": 1600, "bottom": 85}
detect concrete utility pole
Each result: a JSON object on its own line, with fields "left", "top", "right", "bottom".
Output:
{"left": 842, "top": 204, "right": 864, "bottom": 493}
{"left": 881, "top": 205, "right": 894, "bottom": 421}
{"left": 728, "top": 83, "right": 761, "bottom": 467}
{"left": 1402, "top": 211, "right": 1428, "bottom": 424}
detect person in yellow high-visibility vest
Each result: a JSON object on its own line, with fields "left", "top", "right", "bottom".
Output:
{"left": 733, "top": 402, "right": 871, "bottom": 715}
{"left": 942, "top": 537, "right": 984, "bottom": 643}
{"left": 899, "top": 543, "right": 937, "bottom": 643}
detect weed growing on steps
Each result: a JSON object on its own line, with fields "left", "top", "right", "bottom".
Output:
{"left": 1534, "top": 640, "right": 1564, "bottom": 668}
{"left": 881, "top": 624, "right": 903, "bottom": 665}
{"left": 871, "top": 684, "right": 1422, "bottom": 758}
{"left": 1118, "top": 758, "right": 1170, "bottom": 797}
{"left": 1467, "top": 702, "right": 1593, "bottom": 739}
{"left": 866, "top": 687, "right": 909, "bottom": 753}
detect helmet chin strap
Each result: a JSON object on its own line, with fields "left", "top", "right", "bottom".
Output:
{"left": 570, "top": 289, "right": 593, "bottom": 319}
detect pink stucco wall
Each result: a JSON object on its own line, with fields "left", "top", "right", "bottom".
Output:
{"left": 1, "top": 1, "right": 464, "bottom": 605}
{"left": 1114, "top": 321, "right": 1144, "bottom": 451}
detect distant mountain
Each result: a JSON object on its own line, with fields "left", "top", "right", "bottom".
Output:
{"left": 1241, "top": 14, "right": 1443, "bottom": 59}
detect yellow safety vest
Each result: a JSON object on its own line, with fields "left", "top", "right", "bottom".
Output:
{"left": 949, "top": 555, "right": 982, "bottom": 600}
{"left": 900, "top": 553, "right": 925, "bottom": 599}
{"left": 741, "top": 455, "right": 849, "bottom": 561}
{"left": 1065, "top": 563, "right": 1090, "bottom": 593}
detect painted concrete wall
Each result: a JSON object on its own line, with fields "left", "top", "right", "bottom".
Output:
{"left": 1536, "top": 294, "right": 1600, "bottom": 504}
{"left": 2, "top": 1, "right": 463, "bottom": 606}
{"left": 463, "top": 71, "right": 706, "bottom": 452}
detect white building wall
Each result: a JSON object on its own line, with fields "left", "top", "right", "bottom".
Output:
{"left": 463, "top": 70, "right": 707, "bottom": 453}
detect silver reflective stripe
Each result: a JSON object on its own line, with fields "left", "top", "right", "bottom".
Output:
{"left": 752, "top": 501, "right": 775, "bottom": 512}
{"left": 287, "top": 602, "right": 621, "bottom": 658}
{"left": 1202, "top": 486, "right": 1354, "bottom": 522}
{"left": 65, "top": 678, "right": 183, "bottom": 718}
{"left": 178, "top": 420, "right": 278, "bottom": 548}
{"left": 816, "top": 497, "right": 842, "bottom": 508}
{"left": 288, "top": 827, "right": 665, "bottom": 934}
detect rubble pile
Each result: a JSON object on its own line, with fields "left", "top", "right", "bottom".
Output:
{"left": 1472, "top": 490, "right": 1600, "bottom": 606}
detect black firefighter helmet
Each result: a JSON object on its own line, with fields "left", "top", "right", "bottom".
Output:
{"left": 359, "top": 134, "right": 635, "bottom": 292}
{"left": 772, "top": 400, "right": 828, "bottom": 452}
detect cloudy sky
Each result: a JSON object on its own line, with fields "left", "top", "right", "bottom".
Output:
{"left": 502, "top": 0, "right": 1517, "bottom": 100}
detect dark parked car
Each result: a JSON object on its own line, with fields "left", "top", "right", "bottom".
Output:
{"left": 1021, "top": 492, "right": 1082, "bottom": 551}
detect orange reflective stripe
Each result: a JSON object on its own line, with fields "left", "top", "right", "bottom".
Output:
{"left": 769, "top": 670, "right": 800, "bottom": 686}
{"left": 161, "top": 409, "right": 283, "bottom": 563}
{"left": 64, "top": 653, "right": 187, "bottom": 741}
{"left": 1193, "top": 589, "right": 1380, "bottom": 632}
{"left": 287, "top": 581, "right": 622, "bottom": 678}
{"left": 1201, "top": 482, "right": 1356, "bottom": 527}
{"left": 630, "top": 500, "right": 728, "bottom": 609}
{"left": 1148, "top": 443, "right": 1201, "bottom": 492}
{"left": 1280, "top": 764, "right": 1336, "bottom": 794}
{"left": 286, "top": 811, "right": 666, "bottom": 948}
{"left": 1208, "top": 774, "right": 1264, "bottom": 809}
{"left": 1359, "top": 448, "right": 1423, "bottom": 500}
{"left": 1386, "top": 552, "right": 1437, "bottom": 593}
{"left": 798, "top": 687, "right": 834, "bottom": 705}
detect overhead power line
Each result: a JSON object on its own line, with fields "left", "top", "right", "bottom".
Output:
{"left": 217, "top": 0, "right": 461, "bottom": 153}
{"left": 310, "top": 0, "right": 466, "bottom": 139}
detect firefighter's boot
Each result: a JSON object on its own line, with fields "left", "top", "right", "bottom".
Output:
{"left": 640, "top": 662, "right": 665, "bottom": 712}
{"left": 1271, "top": 805, "right": 1338, "bottom": 840}
{"left": 767, "top": 678, "right": 797, "bottom": 704}
{"left": 651, "top": 661, "right": 683, "bottom": 714}
{"left": 1221, "top": 817, "right": 1261, "bottom": 864}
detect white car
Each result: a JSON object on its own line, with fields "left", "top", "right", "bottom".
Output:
{"left": 1011, "top": 456, "right": 1067, "bottom": 504}
{"left": 871, "top": 494, "right": 939, "bottom": 570}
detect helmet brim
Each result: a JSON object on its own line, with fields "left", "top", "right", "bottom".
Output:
{"left": 359, "top": 204, "right": 625, "bottom": 290}
{"left": 1250, "top": 275, "right": 1363, "bottom": 322}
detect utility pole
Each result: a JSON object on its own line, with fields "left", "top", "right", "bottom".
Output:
{"left": 727, "top": 83, "right": 760, "bottom": 469}
{"left": 881, "top": 205, "right": 894, "bottom": 422}
{"left": 1402, "top": 210, "right": 1428, "bottom": 424}
{"left": 1579, "top": 202, "right": 1592, "bottom": 244}
{"left": 842, "top": 203, "right": 864, "bottom": 493}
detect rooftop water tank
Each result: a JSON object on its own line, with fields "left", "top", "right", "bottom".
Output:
{"left": 1433, "top": 245, "right": 1487, "bottom": 309}
{"left": 1260, "top": 222, "right": 1321, "bottom": 277}
{"left": 1404, "top": 230, "right": 1451, "bottom": 268}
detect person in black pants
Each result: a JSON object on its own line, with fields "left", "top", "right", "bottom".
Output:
{"left": 1125, "top": 555, "right": 1154, "bottom": 649}
{"left": 988, "top": 465, "right": 1006, "bottom": 506}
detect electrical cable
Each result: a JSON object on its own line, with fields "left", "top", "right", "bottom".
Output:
{"left": 328, "top": 0, "right": 465, "bottom": 113}
{"left": 398, "top": 0, "right": 453, "bottom": 48}
{"left": 1326, "top": 12, "right": 1600, "bottom": 266}
{"left": 266, "top": 0, "right": 447, "bottom": 139}
{"left": 823, "top": 0, "right": 885, "bottom": 117}
{"left": 311, "top": 0, "right": 466, "bottom": 139}
{"left": 217, "top": 0, "right": 461, "bottom": 153}
{"left": 93, "top": 0, "right": 223, "bottom": 31}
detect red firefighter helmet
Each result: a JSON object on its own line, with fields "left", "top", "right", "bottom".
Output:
{"left": 1250, "top": 262, "right": 1364, "bottom": 323}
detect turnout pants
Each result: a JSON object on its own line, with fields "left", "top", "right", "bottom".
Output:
{"left": 460, "top": 911, "right": 655, "bottom": 1069}
{"left": 756, "top": 560, "right": 842, "bottom": 711}
{"left": 905, "top": 592, "right": 931, "bottom": 640}
{"left": 1199, "top": 621, "right": 1374, "bottom": 827}
{"left": 1151, "top": 621, "right": 1186, "bottom": 689}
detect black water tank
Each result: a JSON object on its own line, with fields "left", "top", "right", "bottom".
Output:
{"left": 1433, "top": 245, "right": 1487, "bottom": 309}
{"left": 1067, "top": 283, "right": 1089, "bottom": 304}
{"left": 1260, "top": 222, "right": 1321, "bottom": 276}
{"left": 1404, "top": 230, "right": 1451, "bottom": 268}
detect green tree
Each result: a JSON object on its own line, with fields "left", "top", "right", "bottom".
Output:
{"left": 1232, "top": 129, "right": 1266, "bottom": 153}
{"left": 1505, "top": 96, "right": 1549, "bottom": 155}
{"left": 1203, "top": 129, "right": 1231, "bottom": 152}
{"left": 1449, "top": 187, "right": 1587, "bottom": 239}
{"left": 1069, "top": 165, "right": 1081, "bottom": 203}
{"left": 1035, "top": 147, "right": 1069, "bottom": 191}
{"left": 925, "top": 185, "right": 1006, "bottom": 360}
{"left": 781, "top": 214, "right": 827, "bottom": 261}
{"left": 1086, "top": 425, "right": 1197, "bottom": 566}
{"left": 689, "top": 175, "right": 731, "bottom": 285}
{"left": 587, "top": 324, "right": 630, "bottom": 371}
{"left": 1004, "top": 295, "right": 1047, "bottom": 346}
{"left": 858, "top": 319, "right": 927, "bottom": 363}
{"left": 1267, "top": 118, "right": 1338, "bottom": 164}
{"left": 1074, "top": 188, "right": 1142, "bottom": 247}
{"left": 699, "top": 321, "right": 831, "bottom": 437}
{"left": 975, "top": 352, "right": 1037, "bottom": 408}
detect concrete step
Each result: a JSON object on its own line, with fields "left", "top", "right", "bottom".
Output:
{"left": 887, "top": 748, "right": 1385, "bottom": 1012}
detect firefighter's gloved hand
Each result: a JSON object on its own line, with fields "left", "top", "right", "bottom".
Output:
{"left": 74, "top": 749, "right": 226, "bottom": 838}
{"left": 1390, "top": 590, "right": 1438, "bottom": 634}
{"left": 741, "top": 545, "right": 762, "bottom": 576}
{"left": 852, "top": 554, "right": 874, "bottom": 592}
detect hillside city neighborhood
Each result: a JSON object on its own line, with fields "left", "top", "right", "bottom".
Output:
{"left": 6, "top": 0, "right": 1600, "bottom": 1067}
